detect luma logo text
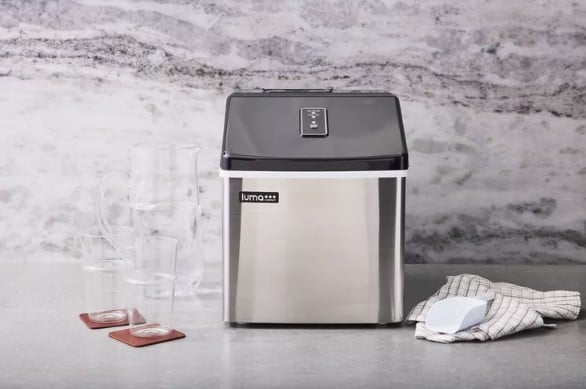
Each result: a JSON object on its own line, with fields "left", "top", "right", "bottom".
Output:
{"left": 239, "top": 191, "right": 279, "bottom": 203}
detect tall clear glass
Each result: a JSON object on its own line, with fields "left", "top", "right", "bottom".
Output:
{"left": 80, "top": 229, "right": 131, "bottom": 323}
{"left": 97, "top": 143, "right": 202, "bottom": 297}
{"left": 126, "top": 236, "right": 178, "bottom": 337}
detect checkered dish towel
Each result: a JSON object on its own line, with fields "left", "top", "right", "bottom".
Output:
{"left": 405, "top": 274, "right": 581, "bottom": 343}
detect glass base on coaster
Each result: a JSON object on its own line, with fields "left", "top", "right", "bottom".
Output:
{"left": 79, "top": 309, "right": 145, "bottom": 329}
{"left": 91, "top": 309, "right": 127, "bottom": 323}
{"left": 131, "top": 323, "right": 172, "bottom": 338}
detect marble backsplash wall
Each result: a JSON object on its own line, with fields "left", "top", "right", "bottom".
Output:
{"left": 0, "top": 0, "right": 584, "bottom": 264}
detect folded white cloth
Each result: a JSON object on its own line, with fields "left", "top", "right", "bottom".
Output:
{"left": 406, "top": 274, "right": 581, "bottom": 343}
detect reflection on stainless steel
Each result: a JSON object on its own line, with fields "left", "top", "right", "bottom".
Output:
{"left": 223, "top": 177, "right": 405, "bottom": 324}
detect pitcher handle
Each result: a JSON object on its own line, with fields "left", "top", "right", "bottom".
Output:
{"left": 95, "top": 171, "right": 129, "bottom": 247}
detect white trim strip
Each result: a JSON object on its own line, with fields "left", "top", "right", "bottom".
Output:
{"left": 219, "top": 169, "right": 408, "bottom": 179}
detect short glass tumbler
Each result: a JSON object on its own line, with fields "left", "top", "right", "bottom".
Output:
{"left": 80, "top": 233, "right": 129, "bottom": 323}
{"left": 126, "top": 236, "right": 178, "bottom": 337}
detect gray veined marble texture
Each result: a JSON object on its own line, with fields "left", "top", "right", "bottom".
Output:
{"left": 0, "top": 0, "right": 584, "bottom": 264}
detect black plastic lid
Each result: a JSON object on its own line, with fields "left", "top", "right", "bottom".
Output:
{"left": 221, "top": 89, "right": 408, "bottom": 171}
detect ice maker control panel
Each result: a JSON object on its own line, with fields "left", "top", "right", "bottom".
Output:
{"left": 300, "top": 107, "right": 328, "bottom": 137}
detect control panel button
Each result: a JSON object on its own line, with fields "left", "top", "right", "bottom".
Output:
{"left": 300, "top": 107, "right": 328, "bottom": 137}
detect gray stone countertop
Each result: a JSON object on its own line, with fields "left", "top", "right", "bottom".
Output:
{"left": 1, "top": 263, "right": 584, "bottom": 389}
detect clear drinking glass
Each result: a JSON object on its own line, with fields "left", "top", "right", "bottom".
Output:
{"left": 80, "top": 230, "right": 131, "bottom": 323}
{"left": 126, "top": 236, "right": 178, "bottom": 337}
{"left": 98, "top": 143, "right": 203, "bottom": 297}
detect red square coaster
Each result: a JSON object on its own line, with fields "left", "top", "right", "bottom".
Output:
{"left": 108, "top": 328, "right": 186, "bottom": 347}
{"left": 79, "top": 309, "right": 146, "bottom": 329}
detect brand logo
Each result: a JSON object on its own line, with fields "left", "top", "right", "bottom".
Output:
{"left": 239, "top": 191, "right": 279, "bottom": 203}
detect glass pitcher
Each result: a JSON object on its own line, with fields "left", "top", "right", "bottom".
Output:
{"left": 97, "top": 143, "right": 202, "bottom": 297}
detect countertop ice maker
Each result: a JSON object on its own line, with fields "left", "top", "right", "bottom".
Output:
{"left": 220, "top": 89, "right": 409, "bottom": 324}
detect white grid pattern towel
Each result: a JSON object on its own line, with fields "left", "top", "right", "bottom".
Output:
{"left": 406, "top": 274, "right": 581, "bottom": 343}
